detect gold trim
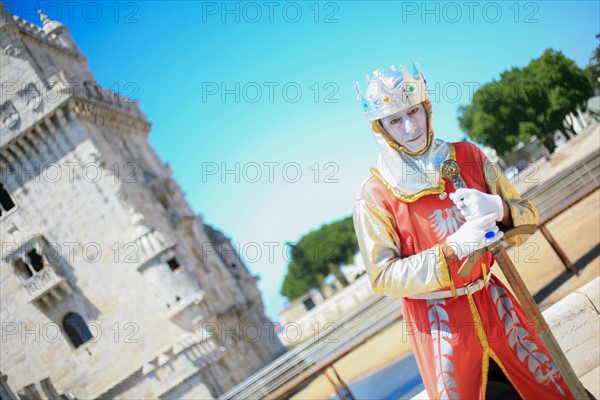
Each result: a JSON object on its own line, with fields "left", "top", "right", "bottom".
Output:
{"left": 367, "top": 135, "right": 456, "bottom": 203}
{"left": 435, "top": 244, "right": 457, "bottom": 297}
{"left": 370, "top": 167, "right": 446, "bottom": 203}
{"left": 481, "top": 262, "right": 488, "bottom": 284}
{"left": 447, "top": 142, "right": 456, "bottom": 161}
{"left": 482, "top": 352, "right": 490, "bottom": 398}
{"left": 467, "top": 292, "right": 492, "bottom": 398}
{"left": 467, "top": 292, "right": 490, "bottom": 351}
{"left": 433, "top": 243, "right": 456, "bottom": 290}
{"left": 489, "top": 350, "right": 526, "bottom": 399}
{"left": 449, "top": 275, "right": 457, "bottom": 298}
{"left": 468, "top": 290, "right": 526, "bottom": 399}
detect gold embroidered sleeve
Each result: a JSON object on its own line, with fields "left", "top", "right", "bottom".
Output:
{"left": 353, "top": 199, "right": 451, "bottom": 298}
{"left": 483, "top": 159, "right": 539, "bottom": 246}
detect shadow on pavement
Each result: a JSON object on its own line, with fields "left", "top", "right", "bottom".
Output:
{"left": 534, "top": 243, "right": 600, "bottom": 304}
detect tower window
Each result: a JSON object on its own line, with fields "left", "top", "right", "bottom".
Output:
{"left": 27, "top": 249, "right": 45, "bottom": 272}
{"left": 0, "top": 182, "right": 16, "bottom": 217}
{"left": 13, "top": 250, "right": 46, "bottom": 280}
{"left": 63, "top": 312, "right": 93, "bottom": 348}
{"left": 14, "top": 258, "right": 33, "bottom": 280}
{"left": 167, "top": 257, "right": 181, "bottom": 272}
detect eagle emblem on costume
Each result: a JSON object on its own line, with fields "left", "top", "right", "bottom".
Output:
{"left": 428, "top": 206, "right": 465, "bottom": 241}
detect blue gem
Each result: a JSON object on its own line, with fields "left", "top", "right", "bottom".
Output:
{"left": 485, "top": 231, "right": 495, "bottom": 239}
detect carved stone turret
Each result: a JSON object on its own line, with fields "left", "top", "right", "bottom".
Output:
{"left": 38, "top": 11, "right": 81, "bottom": 55}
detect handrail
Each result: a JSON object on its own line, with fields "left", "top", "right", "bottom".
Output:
{"left": 219, "top": 295, "right": 402, "bottom": 399}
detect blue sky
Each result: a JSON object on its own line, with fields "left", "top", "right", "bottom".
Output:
{"left": 9, "top": 1, "right": 599, "bottom": 321}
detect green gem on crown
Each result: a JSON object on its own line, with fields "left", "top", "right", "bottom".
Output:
{"left": 409, "top": 86, "right": 414, "bottom": 92}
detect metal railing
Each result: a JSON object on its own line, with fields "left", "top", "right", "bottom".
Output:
{"left": 219, "top": 293, "right": 402, "bottom": 399}
{"left": 523, "top": 150, "right": 600, "bottom": 221}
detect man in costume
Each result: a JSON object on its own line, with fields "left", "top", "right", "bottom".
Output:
{"left": 352, "top": 64, "right": 574, "bottom": 399}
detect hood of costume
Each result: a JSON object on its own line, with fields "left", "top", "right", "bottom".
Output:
{"left": 355, "top": 64, "right": 452, "bottom": 202}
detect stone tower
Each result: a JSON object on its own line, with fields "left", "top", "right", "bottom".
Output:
{"left": 0, "top": 2, "right": 284, "bottom": 398}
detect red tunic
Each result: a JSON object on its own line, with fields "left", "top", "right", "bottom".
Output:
{"left": 354, "top": 142, "right": 573, "bottom": 399}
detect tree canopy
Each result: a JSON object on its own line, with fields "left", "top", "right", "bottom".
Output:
{"left": 280, "top": 216, "right": 358, "bottom": 302}
{"left": 584, "top": 34, "right": 600, "bottom": 90}
{"left": 458, "top": 49, "right": 594, "bottom": 155}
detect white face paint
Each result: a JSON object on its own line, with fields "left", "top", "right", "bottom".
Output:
{"left": 380, "top": 103, "right": 428, "bottom": 153}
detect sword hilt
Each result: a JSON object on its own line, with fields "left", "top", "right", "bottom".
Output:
{"left": 440, "top": 159, "right": 496, "bottom": 239}
{"left": 457, "top": 224, "right": 538, "bottom": 278}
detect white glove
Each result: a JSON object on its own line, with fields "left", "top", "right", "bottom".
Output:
{"left": 445, "top": 215, "right": 504, "bottom": 259}
{"left": 450, "top": 188, "right": 504, "bottom": 222}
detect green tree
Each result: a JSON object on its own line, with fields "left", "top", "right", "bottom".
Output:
{"left": 280, "top": 260, "right": 321, "bottom": 301}
{"left": 459, "top": 67, "right": 535, "bottom": 155}
{"left": 525, "top": 49, "right": 594, "bottom": 149}
{"left": 584, "top": 34, "right": 600, "bottom": 90}
{"left": 280, "top": 216, "right": 359, "bottom": 302}
{"left": 459, "top": 49, "right": 593, "bottom": 155}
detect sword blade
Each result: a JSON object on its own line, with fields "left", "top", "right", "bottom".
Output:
{"left": 494, "top": 249, "right": 588, "bottom": 399}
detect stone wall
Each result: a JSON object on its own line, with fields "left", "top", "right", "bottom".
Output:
{"left": 0, "top": 2, "right": 284, "bottom": 398}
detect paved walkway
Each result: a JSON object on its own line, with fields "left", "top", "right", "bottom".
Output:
{"left": 512, "top": 122, "right": 600, "bottom": 194}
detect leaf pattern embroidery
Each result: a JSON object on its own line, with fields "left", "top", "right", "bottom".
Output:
{"left": 489, "top": 280, "right": 565, "bottom": 396}
{"left": 427, "top": 298, "right": 460, "bottom": 399}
